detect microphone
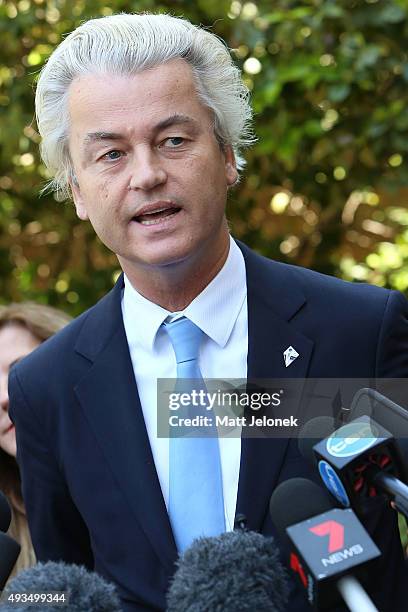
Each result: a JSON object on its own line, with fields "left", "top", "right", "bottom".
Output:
{"left": 350, "top": 388, "right": 408, "bottom": 464}
{"left": 233, "top": 513, "right": 247, "bottom": 531}
{"left": 270, "top": 477, "right": 380, "bottom": 611}
{"left": 0, "top": 562, "right": 121, "bottom": 611}
{"left": 303, "top": 415, "right": 408, "bottom": 517}
{"left": 167, "top": 530, "right": 289, "bottom": 612}
{"left": 0, "top": 533, "right": 21, "bottom": 591}
{"left": 0, "top": 491, "right": 12, "bottom": 532}
{"left": 0, "top": 494, "right": 20, "bottom": 591}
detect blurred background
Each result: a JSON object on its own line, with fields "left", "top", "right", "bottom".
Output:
{"left": 0, "top": 0, "right": 407, "bottom": 315}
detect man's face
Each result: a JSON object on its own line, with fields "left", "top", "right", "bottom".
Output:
{"left": 68, "top": 59, "right": 238, "bottom": 274}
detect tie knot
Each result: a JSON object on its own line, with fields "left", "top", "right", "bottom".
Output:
{"left": 163, "top": 317, "right": 203, "bottom": 364}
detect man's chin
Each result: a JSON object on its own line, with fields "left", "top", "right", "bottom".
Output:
{"left": 117, "top": 247, "right": 196, "bottom": 272}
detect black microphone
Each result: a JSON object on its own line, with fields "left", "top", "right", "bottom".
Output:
{"left": 0, "top": 533, "right": 21, "bottom": 591}
{"left": 0, "top": 494, "right": 20, "bottom": 592}
{"left": 0, "top": 562, "right": 121, "bottom": 611}
{"left": 350, "top": 388, "right": 408, "bottom": 465}
{"left": 349, "top": 389, "right": 408, "bottom": 514}
{"left": 167, "top": 530, "right": 289, "bottom": 612}
{"left": 270, "top": 477, "right": 380, "bottom": 611}
{"left": 0, "top": 491, "right": 12, "bottom": 532}
{"left": 304, "top": 415, "right": 408, "bottom": 517}
{"left": 233, "top": 513, "right": 247, "bottom": 531}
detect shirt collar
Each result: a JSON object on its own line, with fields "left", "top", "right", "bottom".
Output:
{"left": 122, "top": 236, "right": 247, "bottom": 350}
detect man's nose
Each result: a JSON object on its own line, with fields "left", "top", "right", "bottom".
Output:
{"left": 128, "top": 149, "right": 167, "bottom": 191}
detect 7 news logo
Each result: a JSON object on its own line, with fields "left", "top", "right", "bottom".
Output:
{"left": 309, "top": 519, "right": 364, "bottom": 567}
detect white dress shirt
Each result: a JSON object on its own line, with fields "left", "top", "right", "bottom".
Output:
{"left": 121, "top": 236, "right": 248, "bottom": 531}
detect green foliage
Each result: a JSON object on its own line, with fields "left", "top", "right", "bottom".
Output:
{"left": 0, "top": 0, "right": 407, "bottom": 314}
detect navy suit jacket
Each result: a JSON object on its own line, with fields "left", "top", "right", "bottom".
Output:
{"left": 8, "top": 242, "right": 408, "bottom": 611}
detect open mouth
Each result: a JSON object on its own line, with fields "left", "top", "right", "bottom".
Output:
{"left": 133, "top": 206, "right": 181, "bottom": 226}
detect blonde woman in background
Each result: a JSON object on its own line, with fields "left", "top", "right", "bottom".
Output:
{"left": 0, "top": 302, "right": 71, "bottom": 579}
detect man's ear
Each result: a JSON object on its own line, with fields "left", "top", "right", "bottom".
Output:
{"left": 224, "top": 146, "right": 238, "bottom": 187}
{"left": 70, "top": 174, "right": 89, "bottom": 221}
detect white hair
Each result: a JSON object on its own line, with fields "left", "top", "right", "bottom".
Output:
{"left": 35, "top": 12, "right": 255, "bottom": 201}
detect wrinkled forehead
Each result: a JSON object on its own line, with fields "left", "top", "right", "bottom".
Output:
{"left": 66, "top": 60, "right": 214, "bottom": 147}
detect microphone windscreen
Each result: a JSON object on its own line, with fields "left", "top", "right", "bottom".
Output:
{"left": 167, "top": 530, "right": 289, "bottom": 612}
{"left": 270, "top": 477, "right": 335, "bottom": 541}
{"left": 1, "top": 562, "right": 121, "bottom": 611}
{"left": 297, "top": 416, "right": 335, "bottom": 466}
{"left": 0, "top": 491, "right": 11, "bottom": 533}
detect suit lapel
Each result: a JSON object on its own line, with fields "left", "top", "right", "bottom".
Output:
{"left": 73, "top": 278, "right": 177, "bottom": 572}
{"left": 236, "top": 242, "right": 315, "bottom": 531}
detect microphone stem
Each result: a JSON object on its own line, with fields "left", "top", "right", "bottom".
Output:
{"left": 372, "top": 470, "right": 408, "bottom": 501}
{"left": 336, "top": 575, "right": 378, "bottom": 612}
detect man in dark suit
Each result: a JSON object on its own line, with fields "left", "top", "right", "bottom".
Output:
{"left": 8, "top": 12, "right": 408, "bottom": 612}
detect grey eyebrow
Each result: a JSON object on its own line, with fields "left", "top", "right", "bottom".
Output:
{"left": 83, "top": 132, "right": 123, "bottom": 147}
{"left": 154, "top": 114, "right": 200, "bottom": 132}
{"left": 83, "top": 115, "right": 199, "bottom": 149}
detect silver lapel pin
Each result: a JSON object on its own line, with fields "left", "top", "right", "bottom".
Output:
{"left": 283, "top": 346, "right": 299, "bottom": 368}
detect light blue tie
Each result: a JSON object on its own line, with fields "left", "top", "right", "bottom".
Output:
{"left": 163, "top": 316, "right": 225, "bottom": 552}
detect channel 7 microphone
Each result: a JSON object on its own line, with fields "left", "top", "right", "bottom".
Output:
{"left": 307, "top": 415, "right": 408, "bottom": 517}
{"left": 167, "top": 530, "right": 289, "bottom": 612}
{"left": 270, "top": 477, "right": 380, "bottom": 612}
{"left": 0, "top": 492, "right": 21, "bottom": 591}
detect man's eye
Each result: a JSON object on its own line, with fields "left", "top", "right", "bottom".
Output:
{"left": 102, "top": 150, "right": 123, "bottom": 161}
{"left": 163, "top": 137, "right": 185, "bottom": 148}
